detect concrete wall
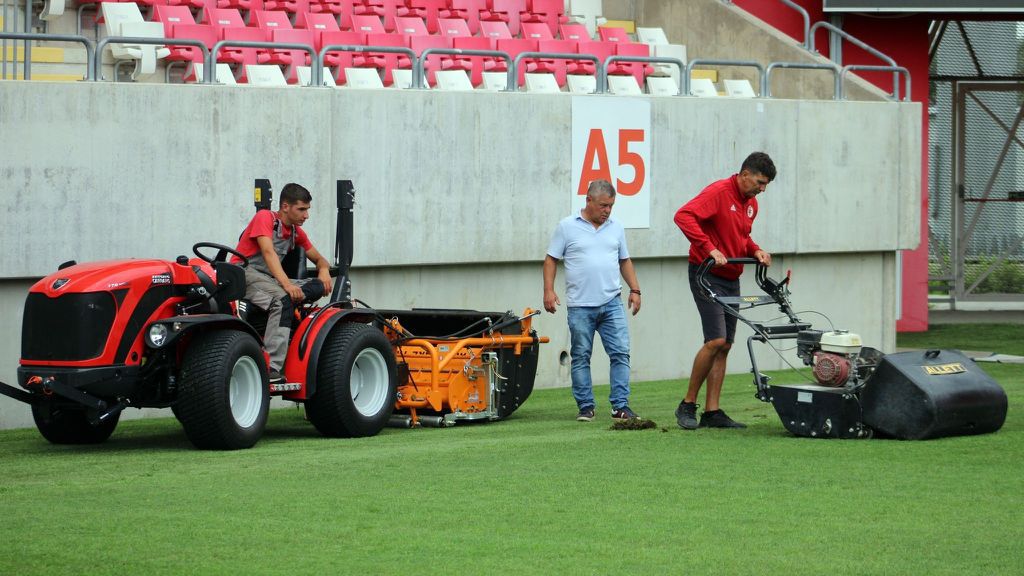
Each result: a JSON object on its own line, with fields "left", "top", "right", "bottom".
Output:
{"left": 0, "top": 80, "right": 920, "bottom": 429}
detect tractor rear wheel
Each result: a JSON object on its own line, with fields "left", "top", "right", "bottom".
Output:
{"left": 306, "top": 323, "right": 397, "bottom": 438}
{"left": 31, "top": 402, "right": 119, "bottom": 444}
{"left": 176, "top": 330, "right": 269, "bottom": 450}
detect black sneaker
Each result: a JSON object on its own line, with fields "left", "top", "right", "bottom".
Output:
{"left": 699, "top": 409, "right": 747, "bottom": 429}
{"left": 611, "top": 406, "right": 639, "bottom": 421}
{"left": 675, "top": 401, "right": 699, "bottom": 430}
{"left": 268, "top": 370, "right": 285, "bottom": 384}
{"left": 576, "top": 407, "right": 595, "bottom": 422}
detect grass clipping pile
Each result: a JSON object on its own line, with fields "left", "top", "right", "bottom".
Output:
{"left": 609, "top": 417, "right": 659, "bottom": 431}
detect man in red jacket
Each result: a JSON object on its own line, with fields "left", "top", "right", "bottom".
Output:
{"left": 673, "top": 152, "right": 775, "bottom": 429}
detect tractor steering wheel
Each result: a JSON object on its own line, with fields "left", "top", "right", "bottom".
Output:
{"left": 192, "top": 242, "right": 249, "bottom": 267}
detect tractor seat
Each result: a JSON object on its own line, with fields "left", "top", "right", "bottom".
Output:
{"left": 214, "top": 261, "right": 247, "bottom": 310}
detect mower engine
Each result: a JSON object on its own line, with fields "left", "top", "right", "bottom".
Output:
{"left": 797, "top": 330, "right": 866, "bottom": 387}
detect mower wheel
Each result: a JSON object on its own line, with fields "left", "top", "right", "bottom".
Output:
{"left": 306, "top": 323, "right": 397, "bottom": 438}
{"left": 31, "top": 402, "right": 119, "bottom": 444}
{"left": 176, "top": 330, "right": 269, "bottom": 450}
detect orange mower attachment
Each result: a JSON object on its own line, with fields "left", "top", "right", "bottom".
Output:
{"left": 380, "top": 308, "right": 550, "bottom": 428}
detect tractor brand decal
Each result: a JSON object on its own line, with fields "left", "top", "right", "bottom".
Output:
{"left": 107, "top": 281, "right": 128, "bottom": 289}
{"left": 51, "top": 278, "right": 70, "bottom": 290}
{"left": 923, "top": 363, "right": 966, "bottom": 376}
{"left": 151, "top": 274, "right": 172, "bottom": 285}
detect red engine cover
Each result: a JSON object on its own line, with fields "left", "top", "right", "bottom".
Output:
{"left": 813, "top": 351, "right": 851, "bottom": 387}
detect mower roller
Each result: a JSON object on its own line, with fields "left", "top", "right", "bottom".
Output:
{"left": 696, "top": 257, "right": 1007, "bottom": 440}
{"left": 0, "top": 180, "right": 548, "bottom": 449}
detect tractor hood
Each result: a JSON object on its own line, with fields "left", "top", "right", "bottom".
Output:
{"left": 31, "top": 258, "right": 212, "bottom": 297}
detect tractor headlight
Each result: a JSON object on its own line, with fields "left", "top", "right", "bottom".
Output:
{"left": 147, "top": 324, "right": 170, "bottom": 348}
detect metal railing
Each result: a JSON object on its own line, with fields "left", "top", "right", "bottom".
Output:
{"left": 317, "top": 44, "right": 416, "bottom": 87}
{"left": 415, "top": 47, "right": 510, "bottom": 90}
{"left": 779, "top": 0, "right": 811, "bottom": 49}
{"left": 763, "top": 61, "right": 839, "bottom": 100}
{"left": 685, "top": 58, "right": 764, "bottom": 97}
{"left": 0, "top": 31, "right": 94, "bottom": 80}
{"left": 808, "top": 20, "right": 903, "bottom": 100}
{"left": 2, "top": 0, "right": 36, "bottom": 79}
{"left": 96, "top": 36, "right": 209, "bottom": 82}
{"left": 510, "top": 51, "right": 599, "bottom": 92}
{"left": 840, "top": 64, "right": 911, "bottom": 102}
{"left": 603, "top": 55, "right": 684, "bottom": 95}
{"left": 210, "top": 40, "right": 317, "bottom": 84}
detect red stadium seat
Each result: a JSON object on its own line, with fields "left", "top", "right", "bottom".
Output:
{"left": 166, "top": 23, "right": 218, "bottom": 63}
{"left": 410, "top": 34, "right": 452, "bottom": 86}
{"left": 219, "top": 26, "right": 266, "bottom": 68}
{"left": 202, "top": 7, "right": 247, "bottom": 30}
{"left": 451, "top": 35, "right": 495, "bottom": 87}
{"left": 354, "top": 0, "right": 404, "bottom": 32}
{"left": 404, "top": 0, "right": 446, "bottom": 34}
{"left": 440, "top": 0, "right": 484, "bottom": 35}
{"left": 394, "top": 15, "right": 428, "bottom": 36}
{"left": 295, "top": 11, "right": 340, "bottom": 31}
{"left": 479, "top": 0, "right": 524, "bottom": 37}
{"left": 261, "top": 28, "right": 313, "bottom": 71}
{"left": 251, "top": 9, "right": 294, "bottom": 31}
{"left": 520, "top": 0, "right": 567, "bottom": 39}
{"left": 319, "top": 30, "right": 367, "bottom": 83}
{"left": 362, "top": 32, "right": 410, "bottom": 86}
{"left": 574, "top": 39, "right": 613, "bottom": 75}
{"left": 308, "top": 0, "right": 357, "bottom": 30}
{"left": 520, "top": 21, "right": 552, "bottom": 40}
{"left": 263, "top": 0, "right": 309, "bottom": 18}
{"left": 529, "top": 38, "right": 575, "bottom": 87}
{"left": 597, "top": 26, "right": 628, "bottom": 43}
{"left": 151, "top": 5, "right": 196, "bottom": 37}
{"left": 479, "top": 20, "right": 511, "bottom": 43}
{"left": 493, "top": 37, "right": 536, "bottom": 86}
{"left": 559, "top": 22, "right": 588, "bottom": 42}
{"left": 437, "top": 17, "right": 472, "bottom": 38}
{"left": 351, "top": 13, "right": 385, "bottom": 34}
{"left": 215, "top": 0, "right": 263, "bottom": 17}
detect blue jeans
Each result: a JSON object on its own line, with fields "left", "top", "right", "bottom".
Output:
{"left": 567, "top": 297, "right": 631, "bottom": 410}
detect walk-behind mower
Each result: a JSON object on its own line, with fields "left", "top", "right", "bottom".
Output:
{"left": 0, "top": 180, "right": 547, "bottom": 450}
{"left": 696, "top": 257, "right": 1007, "bottom": 440}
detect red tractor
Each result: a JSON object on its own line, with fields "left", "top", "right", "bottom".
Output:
{"left": 0, "top": 180, "right": 546, "bottom": 449}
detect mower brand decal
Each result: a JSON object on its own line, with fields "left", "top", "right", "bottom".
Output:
{"left": 797, "top": 391, "right": 813, "bottom": 403}
{"left": 51, "top": 278, "right": 70, "bottom": 290}
{"left": 151, "top": 274, "right": 172, "bottom": 285}
{"left": 923, "top": 363, "right": 966, "bottom": 376}
{"left": 742, "top": 296, "right": 761, "bottom": 302}
{"left": 747, "top": 206, "right": 754, "bottom": 218}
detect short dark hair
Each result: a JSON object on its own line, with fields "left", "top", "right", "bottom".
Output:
{"left": 279, "top": 183, "right": 312, "bottom": 206}
{"left": 740, "top": 152, "right": 776, "bottom": 181}
{"left": 586, "top": 179, "right": 616, "bottom": 199}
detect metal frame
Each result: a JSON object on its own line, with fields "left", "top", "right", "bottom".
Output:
{"left": 509, "top": 50, "right": 598, "bottom": 92}
{"left": 210, "top": 39, "right": 317, "bottom": 85}
{"left": 602, "top": 55, "right": 683, "bottom": 95}
{"left": 684, "top": 58, "right": 764, "bottom": 97}
{"left": 316, "top": 43, "right": 416, "bottom": 87}
{"left": 0, "top": 31, "right": 94, "bottom": 80}
{"left": 764, "top": 61, "right": 840, "bottom": 99}
{"left": 952, "top": 81, "right": 1024, "bottom": 302}
{"left": 414, "top": 47, "right": 510, "bottom": 90}
{"left": 840, "top": 64, "right": 910, "bottom": 101}
{"left": 809, "top": 20, "right": 902, "bottom": 100}
{"left": 96, "top": 36, "right": 209, "bottom": 82}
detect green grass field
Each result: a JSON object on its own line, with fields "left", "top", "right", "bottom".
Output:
{"left": 1, "top": 326, "right": 1021, "bottom": 575}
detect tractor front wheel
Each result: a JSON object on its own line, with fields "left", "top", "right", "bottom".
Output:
{"left": 306, "top": 323, "right": 397, "bottom": 438}
{"left": 176, "top": 330, "right": 269, "bottom": 450}
{"left": 31, "top": 402, "right": 119, "bottom": 444}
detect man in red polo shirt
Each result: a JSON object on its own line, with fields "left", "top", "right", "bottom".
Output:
{"left": 673, "top": 152, "right": 775, "bottom": 429}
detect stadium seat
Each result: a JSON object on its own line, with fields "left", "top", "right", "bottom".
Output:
{"left": 354, "top": 0, "right": 404, "bottom": 32}
{"left": 567, "top": 0, "right": 605, "bottom": 39}
{"left": 101, "top": 2, "right": 170, "bottom": 79}
{"left": 295, "top": 11, "right": 341, "bottom": 31}
{"left": 296, "top": 65, "right": 336, "bottom": 85}
{"left": 607, "top": 41, "right": 651, "bottom": 89}
{"left": 214, "top": 0, "right": 263, "bottom": 17}
{"left": 185, "top": 62, "right": 237, "bottom": 83}
{"left": 519, "top": 0, "right": 567, "bottom": 39}
{"left": 262, "top": 29, "right": 314, "bottom": 83}
{"left": 251, "top": 10, "right": 294, "bottom": 31}
{"left": 646, "top": 75, "right": 678, "bottom": 96}
{"left": 597, "top": 26, "right": 628, "bottom": 42}
{"left": 574, "top": 39, "right": 613, "bottom": 76}
{"left": 319, "top": 30, "right": 367, "bottom": 83}
{"left": 242, "top": 63, "right": 288, "bottom": 84}
{"left": 524, "top": 72, "right": 559, "bottom": 92}
{"left": 166, "top": 24, "right": 218, "bottom": 63}
{"left": 652, "top": 43, "right": 686, "bottom": 87}
{"left": 440, "top": 0, "right": 484, "bottom": 35}
{"left": 606, "top": 73, "right": 640, "bottom": 95}
{"left": 437, "top": 17, "right": 472, "bottom": 38}
{"left": 451, "top": 36, "right": 495, "bottom": 87}
{"left": 202, "top": 7, "right": 247, "bottom": 31}
{"left": 493, "top": 37, "right": 536, "bottom": 87}
{"left": 479, "top": 0, "right": 524, "bottom": 37}
{"left": 723, "top": 78, "right": 756, "bottom": 97}
{"left": 689, "top": 77, "right": 719, "bottom": 97}
{"left": 404, "top": 0, "right": 446, "bottom": 34}
{"left": 433, "top": 69, "right": 473, "bottom": 90}
{"left": 529, "top": 38, "right": 575, "bottom": 87}
{"left": 635, "top": 26, "right": 668, "bottom": 47}
{"left": 263, "top": 0, "right": 310, "bottom": 19}
{"left": 351, "top": 13, "right": 385, "bottom": 34}
{"left": 394, "top": 16, "right": 428, "bottom": 36}
{"left": 308, "top": 0, "right": 358, "bottom": 30}
{"left": 410, "top": 34, "right": 452, "bottom": 86}
{"left": 361, "top": 32, "right": 410, "bottom": 86}
{"left": 566, "top": 73, "right": 594, "bottom": 93}
{"left": 341, "top": 66, "right": 384, "bottom": 88}
{"left": 480, "top": 71, "right": 507, "bottom": 91}
{"left": 152, "top": 5, "right": 197, "bottom": 37}
{"left": 520, "top": 21, "right": 553, "bottom": 41}
{"left": 558, "top": 22, "right": 589, "bottom": 42}
{"left": 479, "top": 20, "right": 512, "bottom": 43}
{"left": 218, "top": 26, "right": 265, "bottom": 68}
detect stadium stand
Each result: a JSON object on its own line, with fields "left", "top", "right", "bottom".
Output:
{"left": 100, "top": 2, "right": 169, "bottom": 79}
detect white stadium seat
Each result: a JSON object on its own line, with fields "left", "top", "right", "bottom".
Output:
{"left": 724, "top": 78, "right": 757, "bottom": 98}
{"left": 689, "top": 77, "right": 719, "bottom": 97}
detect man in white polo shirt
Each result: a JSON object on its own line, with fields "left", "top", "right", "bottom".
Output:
{"left": 543, "top": 179, "right": 643, "bottom": 422}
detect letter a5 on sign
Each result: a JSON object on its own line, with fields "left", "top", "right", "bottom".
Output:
{"left": 571, "top": 97, "right": 652, "bottom": 228}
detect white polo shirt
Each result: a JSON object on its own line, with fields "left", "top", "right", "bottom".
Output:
{"left": 546, "top": 212, "right": 630, "bottom": 307}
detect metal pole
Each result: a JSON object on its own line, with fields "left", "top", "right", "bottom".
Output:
{"left": 22, "top": 0, "right": 29, "bottom": 79}
{"left": 3, "top": 0, "right": 9, "bottom": 79}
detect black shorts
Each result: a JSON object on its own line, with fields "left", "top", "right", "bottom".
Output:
{"left": 688, "top": 264, "right": 740, "bottom": 344}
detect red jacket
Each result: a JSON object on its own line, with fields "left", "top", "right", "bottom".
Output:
{"left": 674, "top": 174, "right": 760, "bottom": 280}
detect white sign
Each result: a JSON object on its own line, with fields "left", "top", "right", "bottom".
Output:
{"left": 571, "top": 97, "right": 652, "bottom": 229}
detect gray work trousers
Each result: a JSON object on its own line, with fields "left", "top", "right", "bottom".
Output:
{"left": 243, "top": 267, "right": 324, "bottom": 372}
